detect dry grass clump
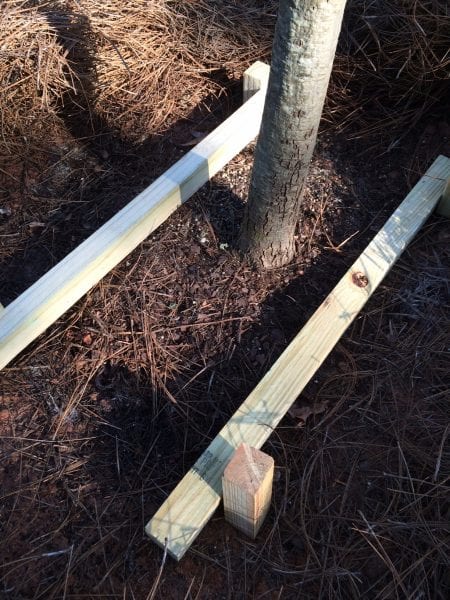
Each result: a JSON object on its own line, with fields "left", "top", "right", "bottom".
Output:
{"left": 61, "top": 0, "right": 450, "bottom": 142}
{"left": 0, "top": 0, "right": 276, "bottom": 172}
{"left": 0, "top": 0, "right": 448, "bottom": 161}
{"left": 0, "top": 1, "right": 76, "bottom": 158}
{"left": 331, "top": 0, "right": 450, "bottom": 140}
{"left": 73, "top": 0, "right": 277, "bottom": 140}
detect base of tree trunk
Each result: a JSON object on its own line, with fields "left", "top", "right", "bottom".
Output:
{"left": 238, "top": 215, "right": 297, "bottom": 269}
{"left": 238, "top": 0, "right": 347, "bottom": 269}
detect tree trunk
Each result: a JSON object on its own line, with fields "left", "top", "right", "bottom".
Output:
{"left": 239, "top": 0, "right": 347, "bottom": 268}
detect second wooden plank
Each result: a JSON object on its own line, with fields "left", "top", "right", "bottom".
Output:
{"left": 145, "top": 154, "right": 450, "bottom": 560}
{"left": 0, "top": 73, "right": 269, "bottom": 371}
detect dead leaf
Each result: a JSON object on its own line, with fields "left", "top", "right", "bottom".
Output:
{"left": 289, "top": 400, "right": 328, "bottom": 426}
{"left": 82, "top": 333, "right": 93, "bottom": 346}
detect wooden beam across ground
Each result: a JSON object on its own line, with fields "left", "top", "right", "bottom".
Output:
{"left": 0, "top": 63, "right": 270, "bottom": 371}
{"left": 146, "top": 154, "right": 450, "bottom": 560}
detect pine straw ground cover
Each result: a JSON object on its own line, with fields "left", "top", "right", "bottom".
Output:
{"left": 0, "top": 0, "right": 449, "bottom": 267}
{"left": 1, "top": 0, "right": 448, "bottom": 149}
{"left": 1, "top": 136, "right": 449, "bottom": 597}
{"left": 1, "top": 0, "right": 450, "bottom": 598}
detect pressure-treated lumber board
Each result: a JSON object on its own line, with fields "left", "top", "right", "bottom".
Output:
{"left": 222, "top": 444, "right": 274, "bottom": 539}
{"left": 146, "top": 154, "right": 450, "bottom": 560}
{"left": 436, "top": 177, "right": 450, "bottom": 217}
{"left": 0, "top": 65, "right": 270, "bottom": 371}
{"left": 243, "top": 61, "right": 271, "bottom": 103}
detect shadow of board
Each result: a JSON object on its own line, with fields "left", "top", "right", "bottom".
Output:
{"left": 0, "top": 4, "right": 239, "bottom": 303}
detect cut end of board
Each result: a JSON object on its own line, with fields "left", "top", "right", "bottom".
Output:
{"left": 223, "top": 444, "right": 273, "bottom": 494}
{"left": 222, "top": 444, "right": 274, "bottom": 539}
{"left": 145, "top": 464, "right": 223, "bottom": 561}
{"left": 243, "top": 61, "right": 270, "bottom": 103}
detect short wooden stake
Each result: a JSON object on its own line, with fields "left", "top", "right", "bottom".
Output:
{"left": 243, "top": 61, "right": 271, "bottom": 103}
{"left": 436, "top": 177, "right": 450, "bottom": 217}
{"left": 222, "top": 443, "right": 274, "bottom": 538}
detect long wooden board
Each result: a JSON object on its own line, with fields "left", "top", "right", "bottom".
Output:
{"left": 146, "top": 154, "right": 450, "bottom": 560}
{"left": 0, "top": 67, "right": 269, "bottom": 371}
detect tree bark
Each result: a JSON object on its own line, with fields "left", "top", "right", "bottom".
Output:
{"left": 239, "top": 0, "right": 347, "bottom": 268}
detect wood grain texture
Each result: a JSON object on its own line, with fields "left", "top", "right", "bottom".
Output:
{"left": 222, "top": 444, "right": 274, "bottom": 538}
{"left": 146, "top": 155, "right": 450, "bottom": 560}
{"left": 0, "top": 65, "right": 270, "bottom": 370}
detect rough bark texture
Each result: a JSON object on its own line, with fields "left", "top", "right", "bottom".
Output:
{"left": 239, "top": 0, "right": 347, "bottom": 268}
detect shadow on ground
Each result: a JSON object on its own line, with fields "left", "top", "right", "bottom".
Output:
{"left": 0, "top": 3, "right": 239, "bottom": 304}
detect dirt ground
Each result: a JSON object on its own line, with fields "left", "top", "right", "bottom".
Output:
{"left": 1, "top": 2, "right": 450, "bottom": 599}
